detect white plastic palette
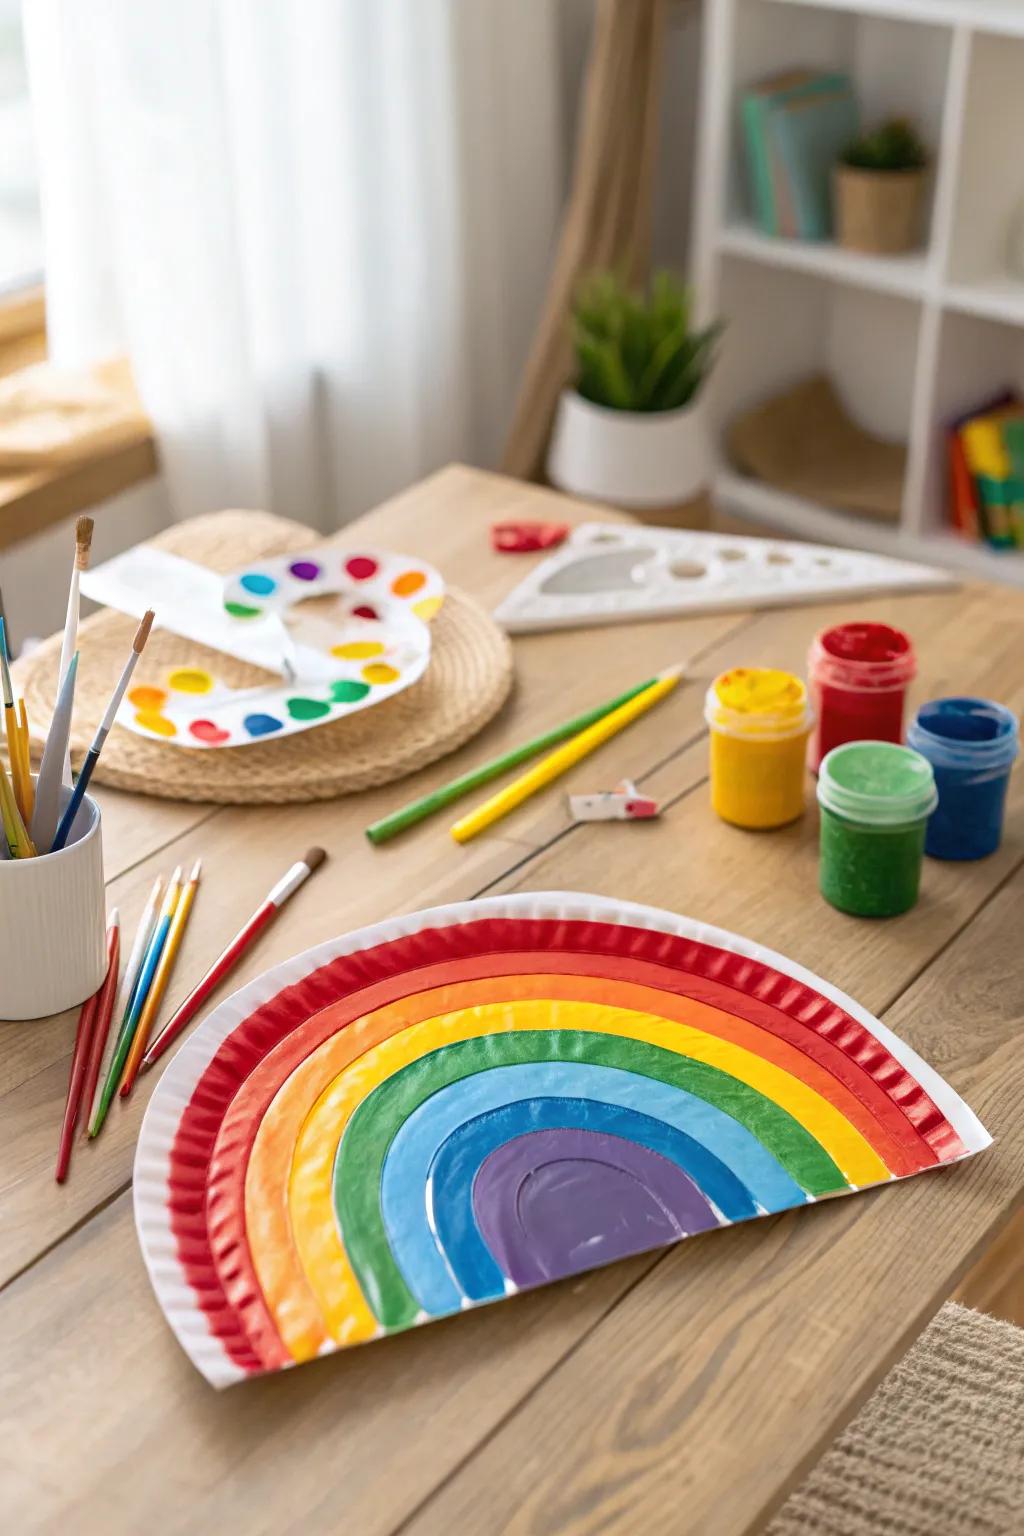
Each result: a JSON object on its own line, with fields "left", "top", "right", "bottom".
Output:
{"left": 492, "top": 524, "right": 955, "bottom": 634}
{"left": 120, "top": 546, "right": 445, "bottom": 749}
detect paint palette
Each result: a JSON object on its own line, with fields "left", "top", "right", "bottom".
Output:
{"left": 493, "top": 524, "right": 955, "bottom": 634}
{"left": 133, "top": 890, "right": 989, "bottom": 1388}
{"left": 119, "top": 547, "right": 445, "bottom": 749}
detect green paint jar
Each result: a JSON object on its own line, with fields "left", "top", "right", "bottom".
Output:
{"left": 817, "top": 742, "right": 938, "bottom": 918}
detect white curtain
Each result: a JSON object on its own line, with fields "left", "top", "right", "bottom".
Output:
{"left": 23, "top": 0, "right": 564, "bottom": 527}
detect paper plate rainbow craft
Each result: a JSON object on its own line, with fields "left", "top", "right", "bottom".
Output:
{"left": 120, "top": 546, "right": 445, "bottom": 748}
{"left": 134, "top": 893, "right": 990, "bottom": 1388}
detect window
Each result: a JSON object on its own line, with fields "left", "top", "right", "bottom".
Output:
{"left": 0, "top": 0, "right": 41, "bottom": 297}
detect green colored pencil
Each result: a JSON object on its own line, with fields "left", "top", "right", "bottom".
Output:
{"left": 365, "top": 676, "right": 659, "bottom": 845}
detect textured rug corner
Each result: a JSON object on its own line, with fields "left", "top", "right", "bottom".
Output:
{"left": 768, "top": 1303, "right": 1024, "bottom": 1536}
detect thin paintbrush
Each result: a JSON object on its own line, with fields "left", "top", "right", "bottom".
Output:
{"left": 120, "top": 860, "right": 201, "bottom": 1096}
{"left": 58, "top": 516, "right": 93, "bottom": 789}
{"left": 0, "top": 581, "right": 12, "bottom": 660}
{"left": 78, "top": 911, "right": 121, "bottom": 1139}
{"left": 31, "top": 652, "right": 78, "bottom": 853}
{"left": 55, "top": 987, "right": 99, "bottom": 1183}
{"left": 88, "top": 875, "right": 163, "bottom": 1134}
{"left": 143, "top": 847, "right": 327, "bottom": 1071}
{"left": 0, "top": 616, "right": 28, "bottom": 823}
{"left": 91, "top": 867, "right": 180, "bottom": 1128}
{"left": 51, "top": 610, "right": 154, "bottom": 853}
{"left": 0, "top": 757, "right": 34, "bottom": 856}
{"left": 17, "top": 697, "right": 33, "bottom": 825}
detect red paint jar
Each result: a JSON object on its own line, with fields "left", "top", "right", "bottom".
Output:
{"left": 808, "top": 622, "right": 916, "bottom": 772}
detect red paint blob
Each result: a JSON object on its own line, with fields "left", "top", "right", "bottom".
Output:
{"left": 345, "top": 556, "right": 379, "bottom": 581}
{"left": 491, "top": 520, "right": 569, "bottom": 553}
{"left": 351, "top": 603, "right": 378, "bottom": 620}
{"left": 189, "top": 718, "right": 232, "bottom": 745}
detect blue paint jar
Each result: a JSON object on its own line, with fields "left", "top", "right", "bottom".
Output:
{"left": 907, "top": 698, "right": 1019, "bottom": 860}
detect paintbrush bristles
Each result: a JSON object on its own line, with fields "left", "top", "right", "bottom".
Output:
{"left": 133, "top": 610, "right": 155, "bottom": 653}
{"left": 303, "top": 846, "right": 326, "bottom": 872}
{"left": 74, "top": 516, "right": 94, "bottom": 570}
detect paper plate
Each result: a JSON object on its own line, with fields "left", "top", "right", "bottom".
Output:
{"left": 119, "top": 546, "right": 445, "bottom": 749}
{"left": 134, "top": 891, "right": 990, "bottom": 1388}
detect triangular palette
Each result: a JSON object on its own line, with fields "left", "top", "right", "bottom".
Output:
{"left": 492, "top": 523, "right": 955, "bottom": 633}
{"left": 135, "top": 893, "right": 989, "bottom": 1388}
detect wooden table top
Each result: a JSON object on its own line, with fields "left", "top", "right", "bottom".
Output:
{"left": 2, "top": 465, "right": 1023, "bottom": 1536}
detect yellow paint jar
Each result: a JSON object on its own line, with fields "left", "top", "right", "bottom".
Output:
{"left": 705, "top": 668, "right": 814, "bottom": 829}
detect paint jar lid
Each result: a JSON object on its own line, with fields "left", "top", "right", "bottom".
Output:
{"left": 817, "top": 741, "right": 938, "bottom": 827}
{"left": 907, "top": 697, "right": 1020, "bottom": 773}
{"left": 704, "top": 668, "right": 814, "bottom": 741}
{"left": 809, "top": 623, "right": 916, "bottom": 692}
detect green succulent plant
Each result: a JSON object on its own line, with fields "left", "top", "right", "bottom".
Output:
{"left": 841, "top": 117, "right": 927, "bottom": 173}
{"left": 570, "top": 270, "right": 723, "bottom": 414}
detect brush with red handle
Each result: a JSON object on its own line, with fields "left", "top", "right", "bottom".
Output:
{"left": 55, "top": 909, "right": 118, "bottom": 1182}
{"left": 140, "top": 847, "right": 326, "bottom": 1072}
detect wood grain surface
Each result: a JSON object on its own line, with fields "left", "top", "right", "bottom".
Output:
{"left": 1, "top": 465, "right": 1022, "bottom": 1536}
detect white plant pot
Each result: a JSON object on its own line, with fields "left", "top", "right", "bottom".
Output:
{"left": 547, "top": 390, "right": 710, "bottom": 510}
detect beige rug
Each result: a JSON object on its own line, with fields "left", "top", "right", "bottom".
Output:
{"left": 770, "top": 1303, "right": 1024, "bottom": 1536}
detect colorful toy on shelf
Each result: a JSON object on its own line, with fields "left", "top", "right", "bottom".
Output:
{"left": 133, "top": 892, "right": 990, "bottom": 1388}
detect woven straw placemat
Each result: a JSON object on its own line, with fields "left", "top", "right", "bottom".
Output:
{"left": 16, "top": 510, "right": 514, "bottom": 804}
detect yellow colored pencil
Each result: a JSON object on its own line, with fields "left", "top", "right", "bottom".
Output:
{"left": 119, "top": 859, "right": 202, "bottom": 1095}
{"left": 0, "top": 757, "right": 35, "bottom": 856}
{"left": 450, "top": 665, "right": 685, "bottom": 844}
{"left": 17, "top": 698, "right": 33, "bottom": 824}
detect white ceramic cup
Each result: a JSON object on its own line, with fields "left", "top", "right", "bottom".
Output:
{"left": 0, "top": 781, "right": 106, "bottom": 1020}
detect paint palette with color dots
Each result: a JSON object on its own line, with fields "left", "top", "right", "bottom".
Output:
{"left": 122, "top": 546, "right": 445, "bottom": 749}
{"left": 492, "top": 524, "right": 953, "bottom": 633}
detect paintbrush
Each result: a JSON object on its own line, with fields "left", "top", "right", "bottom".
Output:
{"left": 0, "top": 616, "right": 28, "bottom": 821}
{"left": 0, "top": 757, "right": 34, "bottom": 856}
{"left": 51, "top": 610, "right": 153, "bottom": 853}
{"left": 31, "top": 652, "right": 79, "bottom": 853}
{"left": 57, "top": 517, "right": 93, "bottom": 789}
{"left": 0, "top": 581, "right": 11, "bottom": 659}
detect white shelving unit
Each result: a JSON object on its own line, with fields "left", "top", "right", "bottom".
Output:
{"left": 691, "top": 0, "right": 1024, "bottom": 585}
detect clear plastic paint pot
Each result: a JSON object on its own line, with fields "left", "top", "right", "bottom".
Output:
{"left": 705, "top": 668, "right": 814, "bottom": 830}
{"left": 907, "top": 697, "right": 1019, "bottom": 861}
{"left": 808, "top": 622, "right": 916, "bottom": 772}
{"left": 817, "top": 741, "right": 937, "bottom": 918}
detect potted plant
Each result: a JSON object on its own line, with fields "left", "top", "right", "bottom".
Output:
{"left": 546, "top": 270, "right": 723, "bottom": 516}
{"left": 833, "top": 118, "right": 928, "bottom": 256}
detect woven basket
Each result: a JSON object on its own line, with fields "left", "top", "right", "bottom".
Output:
{"left": 15, "top": 510, "right": 514, "bottom": 805}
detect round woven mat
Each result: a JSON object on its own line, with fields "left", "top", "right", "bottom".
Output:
{"left": 17, "top": 510, "right": 514, "bottom": 804}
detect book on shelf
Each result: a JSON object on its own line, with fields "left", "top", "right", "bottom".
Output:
{"left": 741, "top": 70, "right": 858, "bottom": 241}
{"left": 955, "top": 403, "right": 1024, "bottom": 550}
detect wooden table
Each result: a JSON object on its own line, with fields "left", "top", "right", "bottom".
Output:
{"left": 2, "top": 466, "right": 1023, "bottom": 1536}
